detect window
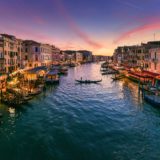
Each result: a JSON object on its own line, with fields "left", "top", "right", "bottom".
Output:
{"left": 25, "top": 48, "right": 28, "bottom": 52}
{"left": 35, "top": 47, "right": 38, "bottom": 52}
{"left": 155, "top": 52, "right": 157, "bottom": 59}
{"left": 155, "top": 63, "right": 157, "bottom": 70}
{"left": 35, "top": 55, "right": 38, "bottom": 61}
{"left": 25, "top": 55, "right": 28, "bottom": 60}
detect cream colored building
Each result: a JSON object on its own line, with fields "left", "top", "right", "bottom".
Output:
{"left": 22, "top": 40, "right": 41, "bottom": 69}
{"left": 0, "top": 34, "right": 61, "bottom": 73}
{"left": 52, "top": 46, "right": 61, "bottom": 64}
{"left": 148, "top": 48, "right": 160, "bottom": 73}
{"left": 0, "top": 39, "right": 5, "bottom": 73}
{"left": 17, "top": 39, "right": 23, "bottom": 69}
{"left": 75, "top": 52, "right": 83, "bottom": 63}
{"left": 22, "top": 40, "right": 53, "bottom": 69}
{"left": 40, "top": 44, "right": 52, "bottom": 66}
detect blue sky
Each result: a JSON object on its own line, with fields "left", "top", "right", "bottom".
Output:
{"left": 0, "top": 0, "right": 160, "bottom": 55}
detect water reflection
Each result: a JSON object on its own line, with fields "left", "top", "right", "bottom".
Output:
{"left": 0, "top": 63, "right": 159, "bottom": 160}
{"left": 8, "top": 107, "right": 16, "bottom": 117}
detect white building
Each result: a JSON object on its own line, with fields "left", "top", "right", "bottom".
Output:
{"left": 0, "top": 34, "right": 19, "bottom": 73}
{"left": 40, "top": 44, "right": 52, "bottom": 66}
{"left": 75, "top": 52, "right": 83, "bottom": 63}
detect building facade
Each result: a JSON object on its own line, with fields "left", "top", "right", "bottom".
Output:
{"left": 113, "top": 41, "right": 160, "bottom": 73}
{"left": 22, "top": 40, "right": 41, "bottom": 69}
{"left": 0, "top": 34, "right": 19, "bottom": 73}
{"left": 149, "top": 48, "right": 160, "bottom": 73}
{"left": 40, "top": 44, "right": 52, "bottom": 66}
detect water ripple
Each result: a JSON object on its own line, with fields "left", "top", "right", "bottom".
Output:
{"left": 0, "top": 63, "right": 159, "bottom": 160}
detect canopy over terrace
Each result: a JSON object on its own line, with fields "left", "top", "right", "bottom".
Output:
{"left": 143, "top": 71, "right": 160, "bottom": 79}
{"left": 24, "top": 66, "right": 47, "bottom": 80}
{"left": 46, "top": 70, "right": 59, "bottom": 76}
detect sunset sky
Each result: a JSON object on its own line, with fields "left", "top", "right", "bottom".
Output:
{"left": 0, "top": 0, "right": 160, "bottom": 55}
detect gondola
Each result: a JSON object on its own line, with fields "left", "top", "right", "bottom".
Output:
{"left": 75, "top": 79, "right": 102, "bottom": 84}
{"left": 102, "top": 71, "right": 117, "bottom": 75}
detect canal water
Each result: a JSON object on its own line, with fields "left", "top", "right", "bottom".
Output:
{"left": 0, "top": 63, "right": 160, "bottom": 160}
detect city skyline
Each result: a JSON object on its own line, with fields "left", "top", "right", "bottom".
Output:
{"left": 0, "top": 0, "right": 160, "bottom": 55}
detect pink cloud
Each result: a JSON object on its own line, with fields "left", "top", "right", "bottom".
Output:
{"left": 114, "top": 20, "right": 160, "bottom": 44}
{"left": 0, "top": 5, "right": 55, "bottom": 44}
{"left": 53, "top": 0, "right": 103, "bottom": 49}
{"left": 0, "top": 22, "right": 56, "bottom": 45}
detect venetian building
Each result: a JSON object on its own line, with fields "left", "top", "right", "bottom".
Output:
{"left": 22, "top": 40, "right": 41, "bottom": 69}
{"left": 40, "top": 44, "right": 52, "bottom": 66}
{"left": 0, "top": 34, "right": 19, "bottom": 73}
{"left": 52, "top": 46, "right": 61, "bottom": 64}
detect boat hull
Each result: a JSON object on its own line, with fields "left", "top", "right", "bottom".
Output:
{"left": 45, "top": 80, "right": 59, "bottom": 84}
{"left": 75, "top": 80, "right": 102, "bottom": 84}
{"left": 144, "top": 95, "right": 160, "bottom": 107}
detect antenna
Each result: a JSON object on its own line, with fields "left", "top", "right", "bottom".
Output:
{"left": 154, "top": 33, "right": 155, "bottom": 41}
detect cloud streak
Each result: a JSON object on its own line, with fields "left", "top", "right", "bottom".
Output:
{"left": 114, "top": 21, "right": 160, "bottom": 44}
{"left": 116, "top": 0, "right": 142, "bottom": 10}
{"left": 52, "top": 0, "right": 103, "bottom": 49}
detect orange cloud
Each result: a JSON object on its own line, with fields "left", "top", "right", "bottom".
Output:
{"left": 53, "top": 0, "right": 103, "bottom": 49}
{"left": 114, "top": 21, "right": 160, "bottom": 44}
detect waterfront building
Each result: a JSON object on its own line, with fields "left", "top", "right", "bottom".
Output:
{"left": 52, "top": 46, "right": 61, "bottom": 64}
{"left": 113, "top": 41, "right": 160, "bottom": 71}
{"left": 22, "top": 40, "right": 53, "bottom": 69}
{"left": 40, "top": 43, "right": 52, "bottom": 66}
{"left": 0, "top": 39, "right": 5, "bottom": 73}
{"left": 0, "top": 34, "right": 19, "bottom": 73}
{"left": 59, "top": 51, "right": 68, "bottom": 62}
{"left": 62, "top": 50, "right": 92, "bottom": 63}
{"left": 22, "top": 40, "right": 41, "bottom": 69}
{"left": 92, "top": 55, "right": 110, "bottom": 62}
{"left": 78, "top": 50, "right": 93, "bottom": 62}
{"left": 75, "top": 52, "right": 83, "bottom": 63}
{"left": 17, "top": 39, "right": 23, "bottom": 69}
{"left": 148, "top": 48, "right": 160, "bottom": 73}
{"left": 62, "top": 50, "right": 77, "bottom": 63}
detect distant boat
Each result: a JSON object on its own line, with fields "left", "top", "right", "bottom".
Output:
{"left": 75, "top": 79, "right": 102, "bottom": 84}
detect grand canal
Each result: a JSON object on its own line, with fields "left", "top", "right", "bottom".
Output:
{"left": 0, "top": 63, "right": 160, "bottom": 160}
